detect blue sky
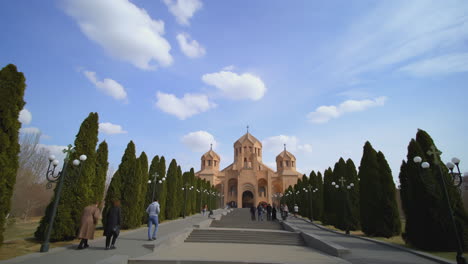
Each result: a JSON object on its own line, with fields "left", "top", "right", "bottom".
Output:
{"left": 2, "top": 0, "right": 468, "bottom": 184}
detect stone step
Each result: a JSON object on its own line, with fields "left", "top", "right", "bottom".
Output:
{"left": 185, "top": 228, "right": 305, "bottom": 246}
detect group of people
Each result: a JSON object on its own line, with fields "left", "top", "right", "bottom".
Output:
{"left": 76, "top": 198, "right": 161, "bottom": 250}
{"left": 249, "top": 203, "right": 277, "bottom": 221}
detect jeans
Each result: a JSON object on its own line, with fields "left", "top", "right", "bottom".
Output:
{"left": 148, "top": 215, "right": 159, "bottom": 239}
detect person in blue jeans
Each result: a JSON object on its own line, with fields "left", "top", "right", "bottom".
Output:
{"left": 146, "top": 199, "right": 160, "bottom": 241}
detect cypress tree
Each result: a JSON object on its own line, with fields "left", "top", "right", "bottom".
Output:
{"left": 165, "top": 159, "right": 178, "bottom": 219}
{"left": 157, "top": 156, "right": 167, "bottom": 221}
{"left": 35, "top": 112, "right": 99, "bottom": 241}
{"left": 322, "top": 167, "right": 334, "bottom": 225}
{"left": 358, "top": 141, "right": 382, "bottom": 236}
{"left": 119, "top": 141, "right": 139, "bottom": 229}
{"left": 176, "top": 165, "right": 183, "bottom": 216}
{"left": 315, "top": 171, "right": 324, "bottom": 221}
{"left": 93, "top": 141, "right": 108, "bottom": 203}
{"left": 332, "top": 158, "right": 348, "bottom": 230}
{"left": 0, "top": 64, "right": 26, "bottom": 245}
{"left": 400, "top": 129, "right": 468, "bottom": 250}
{"left": 345, "top": 159, "right": 360, "bottom": 231}
{"left": 137, "top": 152, "right": 148, "bottom": 226}
{"left": 376, "top": 151, "right": 401, "bottom": 237}
{"left": 189, "top": 168, "right": 196, "bottom": 214}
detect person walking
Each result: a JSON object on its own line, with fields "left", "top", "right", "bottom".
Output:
{"left": 282, "top": 204, "right": 289, "bottom": 220}
{"left": 257, "top": 203, "right": 264, "bottom": 221}
{"left": 250, "top": 205, "right": 256, "bottom": 221}
{"left": 77, "top": 202, "right": 101, "bottom": 250}
{"left": 104, "top": 200, "right": 121, "bottom": 250}
{"left": 202, "top": 204, "right": 208, "bottom": 216}
{"left": 146, "top": 199, "right": 160, "bottom": 241}
{"left": 272, "top": 205, "right": 277, "bottom": 221}
{"left": 293, "top": 204, "right": 299, "bottom": 217}
{"left": 266, "top": 204, "right": 272, "bottom": 221}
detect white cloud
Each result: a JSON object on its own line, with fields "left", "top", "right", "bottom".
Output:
{"left": 155, "top": 91, "right": 216, "bottom": 120}
{"left": 176, "top": 33, "right": 206, "bottom": 58}
{"left": 84, "top": 71, "right": 128, "bottom": 101}
{"left": 64, "top": 0, "right": 173, "bottom": 70}
{"left": 308, "top": 97, "right": 387, "bottom": 123}
{"left": 163, "top": 0, "right": 202, "bottom": 26}
{"left": 324, "top": 0, "right": 468, "bottom": 83}
{"left": 39, "top": 144, "right": 67, "bottom": 163}
{"left": 222, "top": 65, "right": 235, "bottom": 71}
{"left": 20, "top": 127, "right": 41, "bottom": 134}
{"left": 19, "top": 109, "right": 32, "bottom": 125}
{"left": 202, "top": 71, "right": 267, "bottom": 101}
{"left": 262, "top": 135, "right": 313, "bottom": 154}
{"left": 99, "top": 122, "right": 127, "bottom": 134}
{"left": 181, "top": 130, "right": 217, "bottom": 152}
{"left": 399, "top": 53, "right": 468, "bottom": 77}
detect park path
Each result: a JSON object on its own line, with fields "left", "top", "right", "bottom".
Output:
{"left": 0, "top": 210, "right": 225, "bottom": 264}
{"left": 286, "top": 216, "right": 450, "bottom": 264}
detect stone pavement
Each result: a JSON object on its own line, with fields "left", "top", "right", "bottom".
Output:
{"left": 286, "top": 216, "right": 453, "bottom": 264}
{"left": 0, "top": 210, "right": 226, "bottom": 264}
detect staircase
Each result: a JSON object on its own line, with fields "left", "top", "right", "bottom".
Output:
{"left": 209, "top": 208, "right": 283, "bottom": 230}
{"left": 185, "top": 228, "right": 305, "bottom": 246}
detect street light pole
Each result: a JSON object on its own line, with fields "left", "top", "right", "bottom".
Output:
{"left": 332, "top": 177, "right": 354, "bottom": 235}
{"left": 414, "top": 149, "right": 466, "bottom": 264}
{"left": 40, "top": 144, "right": 87, "bottom": 253}
{"left": 148, "top": 173, "right": 165, "bottom": 203}
{"left": 182, "top": 183, "right": 193, "bottom": 218}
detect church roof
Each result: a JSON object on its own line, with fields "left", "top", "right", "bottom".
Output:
{"left": 276, "top": 149, "right": 296, "bottom": 160}
{"left": 202, "top": 148, "right": 220, "bottom": 160}
{"left": 234, "top": 132, "right": 262, "bottom": 146}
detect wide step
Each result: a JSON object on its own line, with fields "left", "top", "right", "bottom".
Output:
{"left": 185, "top": 229, "right": 304, "bottom": 246}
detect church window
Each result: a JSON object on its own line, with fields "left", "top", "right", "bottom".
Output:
{"left": 214, "top": 160, "right": 217, "bottom": 166}
{"left": 208, "top": 160, "right": 212, "bottom": 166}
{"left": 239, "top": 147, "right": 242, "bottom": 154}
{"left": 279, "top": 161, "right": 283, "bottom": 168}
{"left": 286, "top": 160, "right": 290, "bottom": 167}
{"left": 244, "top": 158, "right": 248, "bottom": 168}
{"left": 292, "top": 161, "right": 295, "bottom": 167}
{"left": 249, "top": 146, "right": 252, "bottom": 152}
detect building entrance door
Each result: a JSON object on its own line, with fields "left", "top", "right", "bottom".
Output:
{"left": 242, "top": 191, "right": 254, "bottom": 208}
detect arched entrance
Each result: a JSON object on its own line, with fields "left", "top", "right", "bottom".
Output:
{"left": 242, "top": 191, "right": 254, "bottom": 208}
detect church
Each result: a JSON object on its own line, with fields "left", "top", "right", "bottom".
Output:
{"left": 195, "top": 130, "right": 301, "bottom": 208}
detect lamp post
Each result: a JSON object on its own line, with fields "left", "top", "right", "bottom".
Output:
{"left": 332, "top": 177, "right": 354, "bottom": 235}
{"left": 182, "top": 183, "right": 194, "bottom": 218}
{"left": 414, "top": 150, "right": 466, "bottom": 264}
{"left": 40, "top": 144, "right": 87, "bottom": 253}
{"left": 303, "top": 185, "right": 318, "bottom": 221}
{"left": 147, "top": 173, "right": 166, "bottom": 202}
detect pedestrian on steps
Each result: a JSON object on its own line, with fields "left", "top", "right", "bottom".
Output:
{"left": 266, "top": 204, "right": 272, "bottom": 221}
{"left": 257, "top": 203, "right": 264, "bottom": 221}
{"left": 104, "top": 200, "right": 121, "bottom": 250}
{"left": 250, "top": 205, "right": 256, "bottom": 221}
{"left": 272, "top": 205, "right": 277, "bottom": 221}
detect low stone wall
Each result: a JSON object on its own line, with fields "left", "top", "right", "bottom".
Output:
{"left": 281, "top": 221, "right": 350, "bottom": 257}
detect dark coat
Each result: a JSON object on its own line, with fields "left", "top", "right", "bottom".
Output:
{"left": 272, "top": 207, "right": 277, "bottom": 220}
{"left": 104, "top": 206, "right": 121, "bottom": 236}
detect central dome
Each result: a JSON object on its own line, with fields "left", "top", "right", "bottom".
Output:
{"left": 234, "top": 132, "right": 262, "bottom": 146}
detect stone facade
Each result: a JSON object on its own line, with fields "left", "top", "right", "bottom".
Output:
{"left": 195, "top": 131, "right": 301, "bottom": 208}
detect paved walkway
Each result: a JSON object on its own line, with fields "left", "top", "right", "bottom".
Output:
{"left": 286, "top": 216, "right": 450, "bottom": 264}
{"left": 0, "top": 210, "right": 225, "bottom": 264}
